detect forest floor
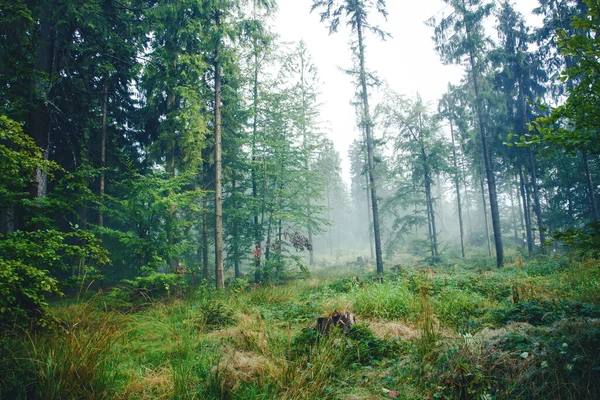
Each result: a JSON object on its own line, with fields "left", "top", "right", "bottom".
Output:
{"left": 2, "top": 254, "right": 600, "bottom": 399}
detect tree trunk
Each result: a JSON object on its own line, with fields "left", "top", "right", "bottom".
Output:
{"left": 299, "top": 49, "right": 315, "bottom": 267}
{"left": 251, "top": 43, "right": 262, "bottom": 283}
{"left": 365, "top": 154, "right": 375, "bottom": 261}
{"left": 450, "top": 120, "right": 465, "bottom": 258}
{"left": 0, "top": 207, "right": 15, "bottom": 235}
{"left": 202, "top": 156, "right": 210, "bottom": 280}
{"left": 232, "top": 178, "right": 240, "bottom": 278}
{"left": 26, "top": 1, "right": 56, "bottom": 206}
{"left": 327, "top": 188, "right": 333, "bottom": 256}
{"left": 356, "top": 20, "right": 383, "bottom": 274}
{"left": 468, "top": 44, "right": 504, "bottom": 267}
{"left": 166, "top": 87, "right": 178, "bottom": 273}
{"left": 509, "top": 185, "right": 518, "bottom": 242}
{"left": 582, "top": 151, "right": 598, "bottom": 224}
{"left": 479, "top": 168, "right": 492, "bottom": 258}
{"left": 528, "top": 150, "right": 546, "bottom": 249}
{"left": 519, "top": 165, "right": 534, "bottom": 254}
{"left": 515, "top": 179, "right": 526, "bottom": 244}
{"left": 99, "top": 81, "right": 108, "bottom": 227}
{"left": 214, "top": 9, "right": 224, "bottom": 290}
{"left": 422, "top": 148, "right": 438, "bottom": 257}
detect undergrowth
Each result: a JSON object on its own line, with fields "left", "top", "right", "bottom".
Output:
{"left": 0, "top": 255, "right": 598, "bottom": 399}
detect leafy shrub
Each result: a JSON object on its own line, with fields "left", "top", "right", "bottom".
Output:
{"left": 327, "top": 276, "right": 361, "bottom": 293}
{"left": 491, "top": 300, "right": 563, "bottom": 326}
{"left": 345, "top": 323, "right": 401, "bottom": 365}
{"left": 523, "top": 256, "right": 569, "bottom": 276}
{"left": 122, "top": 272, "right": 188, "bottom": 299}
{"left": 430, "top": 335, "right": 495, "bottom": 400}
{"left": 0, "top": 229, "right": 108, "bottom": 327}
{"left": 289, "top": 324, "right": 400, "bottom": 366}
{"left": 226, "top": 277, "right": 249, "bottom": 292}
{"left": 260, "top": 300, "right": 319, "bottom": 323}
{"left": 201, "top": 302, "right": 234, "bottom": 329}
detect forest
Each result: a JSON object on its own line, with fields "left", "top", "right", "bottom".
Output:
{"left": 0, "top": 0, "right": 599, "bottom": 398}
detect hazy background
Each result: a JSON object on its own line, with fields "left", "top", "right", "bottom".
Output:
{"left": 273, "top": 0, "right": 543, "bottom": 184}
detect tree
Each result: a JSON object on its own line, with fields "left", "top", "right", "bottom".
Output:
{"left": 311, "top": 0, "right": 388, "bottom": 273}
{"left": 531, "top": 0, "right": 600, "bottom": 234}
{"left": 378, "top": 91, "right": 448, "bottom": 258}
{"left": 439, "top": 85, "right": 467, "bottom": 258}
{"left": 429, "top": 0, "right": 505, "bottom": 267}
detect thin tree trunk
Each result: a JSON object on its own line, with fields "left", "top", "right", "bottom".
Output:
{"left": 462, "top": 154, "right": 473, "bottom": 241}
{"left": 509, "top": 185, "right": 518, "bottom": 242}
{"left": 582, "top": 151, "right": 599, "bottom": 224}
{"left": 515, "top": 179, "right": 526, "bottom": 244}
{"left": 166, "top": 86, "right": 178, "bottom": 273}
{"left": 298, "top": 49, "right": 315, "bottom": 266}
{"left": 365, "top": 159, "right": 375, "bottom": 261}
{"left": 529, "top": 150, "right": 546, "bottom": 249}
{"left": 27, "top": 0, "right": 55, "bottom": 206}
{"left": 214, "top": 9, "right": 224, "bottom": 290}
{"left": 450, "top": 120, "right": 465, "bottom": 258}
{"left": 519, "top": 165, "right": 534, "bottom": 254}
{"left": 251, "top": 44, "right": 262, "bottom": 283}
{"left": 232, "top": 178, "right": 240, "bottom": 278}
{"left": 422, "top": 148, "right": 438, "bottom": 257}
{"left": 99, "top": 81, "right": 107, "bottom": 227}
{"left": 327, "top": 188, "right": 333, "bottom": 256}
{"left": 479, "top": 167, "right": 492, "bottom": 258}
{"left": 202, "top": 157, "right": 209, "bottom": 280}
{"left": 466, "top": 20, "right": 504, "bottom": 266}
{"left": 356, "top": 19, "right": 383, "bottom": 273}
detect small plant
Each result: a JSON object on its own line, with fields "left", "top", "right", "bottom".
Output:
{"left": 416, "top": 270, "right": 438, "bottom": 358}
{"left": 201, "top": 302, "right": 234, "bottom": 329}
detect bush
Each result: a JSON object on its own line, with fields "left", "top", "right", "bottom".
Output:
{"left": 289, "top": 324, "right": 401, "bottom": 366}
{"left": 0, "top": 229, "right": 108, "bottom": 328}
{"left": 122, "top": 272, "right": 188, "bottom": 299}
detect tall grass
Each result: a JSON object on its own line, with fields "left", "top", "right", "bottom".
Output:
{"left": 21, "top": 301, "right": 122, "bottom": 399}
{"left": 351, "top": 281, "right": 413, "bottom": 320}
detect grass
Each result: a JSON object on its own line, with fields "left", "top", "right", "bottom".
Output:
{"left": 1, "top": 254, "right": 599, "bottom": 399}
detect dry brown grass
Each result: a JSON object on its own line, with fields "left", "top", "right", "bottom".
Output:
{"left": 118, "top": 366, "right": 174, "bottom": 399}
{"left": 368, "top": 320, "right": 419, "bottom": 341}
{"left": 212, "top": 344, "right": 282, "bottom": 394}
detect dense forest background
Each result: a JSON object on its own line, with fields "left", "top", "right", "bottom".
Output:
{"left": 1, "top": 0, "right": 599, "bottom": 325}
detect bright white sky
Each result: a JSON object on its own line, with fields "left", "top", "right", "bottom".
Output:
{"left": 273, "top": 0, "right": 542, "bottom": 183}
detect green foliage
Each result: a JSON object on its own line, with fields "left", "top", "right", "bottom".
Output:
{"left": 551, "top": 222, "right": 600, "bottom": 256}
{"left": 491, "top": 300, "right": 600, "bottom": 326}
{"left": 0, "top": 116, "right": 58, "bottom": 208}
{"left": 121, "top": 272, "right": 189, "bottom": 299}
{"left": 0, "top": 228, "right": 108, "bottom": 327}
{"left": 530, "top": 0, "right": 600, "bottom": 154}
{"left": 290, "top": 323, "right": 401, "bottom": 367}
{"left": 345, "top": 323, "right": 402, "bottom": 365}
{"left": 201, "top": 301, "right": 235, "bottom": 329}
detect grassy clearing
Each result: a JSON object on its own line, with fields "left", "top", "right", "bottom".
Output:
{"left": 1, "top": 255, "right": 599, "bottom": 399}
